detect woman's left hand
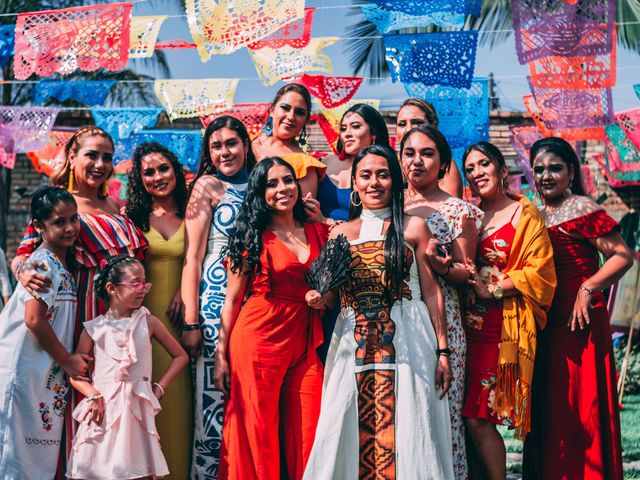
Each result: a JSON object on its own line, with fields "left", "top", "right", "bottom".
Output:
{"left": 464, "top": 261, "right": 493, "bottom": 300}
{"left": 435, "top": 355, "right": 453, "bottom": 399}
{"left": 305, "top": 289, "right": 327, "bottom": 310}
{"left": 166, "top": 289, "right": 184, "bottom": 327}
{"left": 303, "top": 193, "right": 327, "bottom": 223}
{"left": 568, "top": 287, "right": 593, "bottom": 331}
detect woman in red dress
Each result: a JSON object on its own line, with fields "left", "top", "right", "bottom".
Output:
{"left": 461, "top": 142, "right": 556, "bottom": 480}
{"left": 523, "top": 137, "right": 634, "bottom": 480}
{"left": 214, "top": 157, "right": 327, "bottom": 480}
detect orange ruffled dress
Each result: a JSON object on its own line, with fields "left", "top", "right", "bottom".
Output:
{"left": 67, "top": 307, "right": 168, "bottom": 480}
{"left": 280, "top": 152, "right": 327, "bottom": 182}
{"left": 219, "top": 222, "right": 328, "bottom": 480}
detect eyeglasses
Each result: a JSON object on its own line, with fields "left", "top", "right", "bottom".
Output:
{"left": 114, "top": 282, "right": 153, "bottom": 293}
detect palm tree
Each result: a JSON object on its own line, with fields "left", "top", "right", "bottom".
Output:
{"left": 0, "top": 0, "right": 173, "bottom": 249}
{"left": 346, "top": 0, "right": 640, "bottom": 80}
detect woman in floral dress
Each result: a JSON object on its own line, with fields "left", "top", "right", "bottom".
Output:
{"left": 401, "top": 125, "right": 482, "bottom": 480}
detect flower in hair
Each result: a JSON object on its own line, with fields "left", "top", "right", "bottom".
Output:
{"left": 99, "top": 259, "right": 108, "bottom": 268}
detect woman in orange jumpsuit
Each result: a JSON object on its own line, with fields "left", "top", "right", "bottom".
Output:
{"left": 214, "top": 156, "right": 327, "bottom": 480}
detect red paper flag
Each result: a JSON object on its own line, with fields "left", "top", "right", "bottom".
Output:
{"left": 295, "top": 74, "right": 364, "bottom": 109}
{"left": 247, "top": 8, "right": 314, "bottom": 50}
{"left": 14, "top": 2, "right": 132, "bottom": 80}
{"left": 200, "top": 103, "right": 270, "bottom": 140}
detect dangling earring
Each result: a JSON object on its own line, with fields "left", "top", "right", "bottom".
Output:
{"left": 262, "top": 116, "right": 274, "bottom": 136}
{"left": 101, "top": 181, "right": 109, "bottom": 198}
{"left": 371, "top": 135, "right": 377, "bottom": 145}
{"left": 67, "top": 170, "right": 74, "bottom": 192}
{"left": 338, "top": 148, "right": 346, "bottom": 161}
{"left": 299, "top": 125, "right": 308, "bottom": 146}
{"left": 350, "top": 190, "right": 362, "bottom": 207}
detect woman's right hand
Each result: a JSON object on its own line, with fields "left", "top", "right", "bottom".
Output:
{"left": 213, "top": 349, "right": 230, "bottom": 395}
{"left": 82, "top": 393, "right": 105, "bottom": 425}
{"left": 182, "top": 329, "right": 203, "bottom": 359}
{"left": 305, "top": 289, "right": 327, "bottom": 310}
{"left": 62, "top": 353, "right": 92, "bottom": 381}
{"left": 17, "top": 261, "right": 52, "bottom": 296}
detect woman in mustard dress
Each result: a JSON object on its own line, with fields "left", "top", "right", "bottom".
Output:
{"left": 252, "top": 83, "right": 326, "bottom": 198}
{"left": 125, "top": 141, "right": 192, "bottom": 479}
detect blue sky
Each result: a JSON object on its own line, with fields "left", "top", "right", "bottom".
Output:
{"left": 134, "top": 0, "right": 640, "bottom": 112}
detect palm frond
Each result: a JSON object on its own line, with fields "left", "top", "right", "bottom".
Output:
{"left": 345, "top": 0, "right": 640, "bottom": 80}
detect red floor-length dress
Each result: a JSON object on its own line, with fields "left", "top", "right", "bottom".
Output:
{"left": 523, "top": 210, "right": 624, "bottom": 480}
{"left": 219, "top": 222, "right": 327, "bottom": 480}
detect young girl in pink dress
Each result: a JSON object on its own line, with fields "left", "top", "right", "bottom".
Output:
{"left": 66, "top": 256, "right": 189, "bottom": 480}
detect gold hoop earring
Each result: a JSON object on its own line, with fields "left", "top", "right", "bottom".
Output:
{"left": 67, "top": 170, "right": 74, "bottom": 192}
{"left": 350, "top": 190, "right": 362, "bottom": 207}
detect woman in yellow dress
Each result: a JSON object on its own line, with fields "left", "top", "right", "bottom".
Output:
{"left": 252, "top": 83, "right": 327, "bottom": 198}
{"left": 125, "top": 141, "right": 192, "bottom": 479}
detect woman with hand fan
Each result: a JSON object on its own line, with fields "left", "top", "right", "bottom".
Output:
{"left": 303, "top": 145, "right": 455, "bottom": 479}
{"left": 214, "top": 157, "right": 328, "bottom": 480}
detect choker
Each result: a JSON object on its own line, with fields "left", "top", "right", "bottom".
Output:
{"left": 216, "top": 169, "right": 249, "bottom": 184}
{"left": 359, "top": 207, "right": 391, "bottom": 239}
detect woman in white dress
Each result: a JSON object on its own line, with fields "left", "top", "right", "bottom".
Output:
{"left": 304, "top": 145, "right": 455, "bottom": 479}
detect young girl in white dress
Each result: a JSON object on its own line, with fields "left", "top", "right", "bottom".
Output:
{"left": 0, "top": 186, "right": 88, "bottom": 479}
{"left": 66, "top": 255, "right": 189, "bottom": 480}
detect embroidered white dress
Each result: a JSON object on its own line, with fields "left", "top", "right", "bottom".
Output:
{"left": 0, "top": 249, "right": 77, "bottom": 480}
{"left": 303, "top": 209, "right": 454, "bottom": 480}
{"left": 426, "top": 197, "right": 483, "bottom": 480}
{"left": 66, "top": 307, "right": 168, "bottom": 479}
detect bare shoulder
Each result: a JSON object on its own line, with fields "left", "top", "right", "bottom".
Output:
{"left": 191, "top": 175, "right": 226, "bottom": 203}
{"left": 330, "top": 220, "right": 359, "bottom": 241}
{"left": 105, "top": 196, "right": 122, "bottom": 214}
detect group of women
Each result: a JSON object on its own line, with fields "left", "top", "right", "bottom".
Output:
{"left": 10, "top": 82, "right": 635, "bottom": 480}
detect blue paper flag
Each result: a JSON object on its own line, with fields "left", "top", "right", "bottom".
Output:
{"left": 91, "top": 107, "right": 163, "bottom": 139}
{"left": 364, "top": 0, "right": 481, "bottom": 31}
{"left": 32, "top": 80, "right": 116, "bottom": 106}
{"left": 404, "top": 78, "right": 489, "bottom": 149}
{"left": 385, "top": 31, "right": 478, "bottom": 88}
{"left": 371, "top": 0, "right": 480, "bottom": 16}
{"left": 634, "top": 84, "right": 640, "bottom": 101}
{"left": 0, "top": 25, "right": 15, "bottom": 69}
{"left": 114, "top": 129, "right": 202, "bottom": 172}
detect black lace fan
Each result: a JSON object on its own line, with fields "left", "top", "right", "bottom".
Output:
{"left": 306, "top": 234, "right": 352, "bottom": 294}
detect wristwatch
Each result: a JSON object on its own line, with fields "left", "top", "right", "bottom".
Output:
{"left": 490, "top": 284, "right": 504, "bottom": 300}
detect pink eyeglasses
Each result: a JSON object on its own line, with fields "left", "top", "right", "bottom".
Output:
{"left": 114, "top": 282, "right": 153, "bottom": 293}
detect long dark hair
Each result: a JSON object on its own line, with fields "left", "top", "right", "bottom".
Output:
{"left": 400, "top": 125, "right": 452, "bottom": 179}
{"left": 192, "top": 115, "right": 256, "bottom": 190}
{"left": 226, "top": 157, "right": 307, "bottom": 275}
{"left": 336, "top": 103, "right": 391, "bottom": 155}
{"left": 529, "top": 136, "right": 585, "bottom": 195}
{"left": 349, "top": 144, "right": 405, "bottom": 301}
{"left": 125, "top": 141, "right": 188, "bottom": 232}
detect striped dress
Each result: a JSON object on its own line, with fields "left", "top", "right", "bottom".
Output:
{"left": 16, "top": 212, "right": 147, "bottom": 477}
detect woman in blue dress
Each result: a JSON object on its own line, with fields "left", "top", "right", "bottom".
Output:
{"left": 181, "top": 116, "right": 254, "bottom": 479}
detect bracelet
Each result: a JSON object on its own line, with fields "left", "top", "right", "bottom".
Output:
{"left": 87, "top": 394, "right": 102, "bottom": 403}
{"left": 153, "top": 382, "right": 165, "bottom": 396}
{"left": 182, "top": 322, "right": 201, "bottom": 331}
{"left": 580, "top": 285, "right": 593, "bottom": 295}
{"left": 441, "top": 262, "right": 453, "bottom": 278}
{"left": 436, "top": 347, "right": 452, "bottom": 357}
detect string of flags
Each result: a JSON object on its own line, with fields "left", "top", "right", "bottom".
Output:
{"left": 0, "top": 0, "right": 638, "bottom": 189}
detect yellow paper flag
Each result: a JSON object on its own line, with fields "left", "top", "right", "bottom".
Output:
{"left": 129, "top": 16, "right": 167, "bottom": 58}
{"left": 249, "top": 37, "right": 338, "bottom": 86}
{"left": 154, "top": 79, "right": 239, "bottom": 120}
{"left": 186, "top": 0, "right": 304, "bottom": 60}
